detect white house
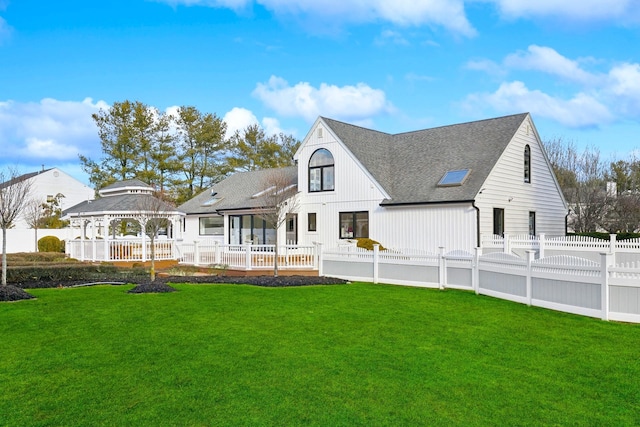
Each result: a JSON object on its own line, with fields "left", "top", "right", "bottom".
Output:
{"left": 4, "top": 167, "right": 95, "bottom": 229}
{"left": 0, "top": 167, "right": 95, "bottom": 253}
{"left": 180, "top": 113, "right": 568, "bottom": 253}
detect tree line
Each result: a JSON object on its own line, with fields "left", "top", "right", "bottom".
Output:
{"left": 545, "top": 138, "right": 640, "bottom": 234}
{"left": 80, "top": 100, "right": 301, "bottom": 205}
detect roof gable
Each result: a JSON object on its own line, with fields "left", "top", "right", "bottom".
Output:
{"left": 321, "top": 113, "right": 529, "bottom": 205}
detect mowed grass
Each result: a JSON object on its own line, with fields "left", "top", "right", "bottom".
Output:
{"left": 1, "top": 283, "right": 639, "bottom": 426}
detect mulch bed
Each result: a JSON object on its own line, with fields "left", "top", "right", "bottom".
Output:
{"left": 1, "top": 275, "right": 348, "bottom": 302}
{"left": 0, "top": 285, "right": 36, "bottom": 301}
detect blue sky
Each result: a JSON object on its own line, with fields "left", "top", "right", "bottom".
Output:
{"left": 1, "top": 0, "right": 640, "bottom": 184}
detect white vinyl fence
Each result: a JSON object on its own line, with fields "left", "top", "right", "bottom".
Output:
{"left": 322, "top": 244, "right": 640, "bottom": 323}
{"left": 482, "top": 233, "right": 640, "bottom": 264}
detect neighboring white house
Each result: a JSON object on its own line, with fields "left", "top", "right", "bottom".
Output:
{"left": 0, "top": 167, "right": 95, "bottom": 252}
{"left": 3, "top": 167, "right": 95, "bottom": 229}
{"left": 180, "top": 113, "right": 568, "bottom": 253}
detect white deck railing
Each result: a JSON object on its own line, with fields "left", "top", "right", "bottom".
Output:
{"left": 177, "top": 240, "right": 318, "bottom": 270}
{"left": 67, "top": 238, "right": 176, "bottom": 262}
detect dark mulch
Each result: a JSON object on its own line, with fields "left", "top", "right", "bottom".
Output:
{"left": 2, "top": 275, "right": 348, "bottom": 299}
{"left": 128, "top": 282, "right": 177, "bottom": 293}
{"left": 0, "top": 285, "right": 36, "bottom": 302}
{"left": 159, "top": 275, "right": 348, "bottom": 287}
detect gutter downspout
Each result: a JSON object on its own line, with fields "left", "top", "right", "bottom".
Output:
{"left": 565, "top": 209, "right": 571, "bottom": 236}
{"left": 472, "top": 200, "right": 480, "bottom": 248}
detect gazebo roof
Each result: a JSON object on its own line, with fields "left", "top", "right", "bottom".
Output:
{"left": 63, "top": 179, "right": 183, "bottom": 218}
{"left": 63, "top": 193, "right": 183, "bottom": 218}
{"left": 99, "top": 179, "right": 155, "bottom": 197}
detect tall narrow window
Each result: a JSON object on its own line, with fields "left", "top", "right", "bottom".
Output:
{"left": 286, "top": 214, "right": 298, "bottom": 245}
{"left": 524, "top": 145, "right": 531, "bottom": 183}
{"left": 309, "top": 149, "right": 335, "bottom": 192}
{"left": 529, "top": 211, "right": 536, "bottom": 236}
{"left": 493, "top": 208, "right": 504, "bottom": 237}
{"left": 308, "top": 213, "right": 317, "bottom": 232}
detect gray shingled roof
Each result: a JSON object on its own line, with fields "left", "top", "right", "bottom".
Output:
{"left": 63, "top": 193, "right": 180, "bottom": 216}
{"left": 322, "top": 113, "right": 529, "bottom": 205}
{"left": 179, "top": 167, "right": 298, "bottom": 215}
{"left": 0, "top": 168, "right": 53, "bottom": 189}
{"left": 101, "top": 179, "right": 153, "bottom": 191}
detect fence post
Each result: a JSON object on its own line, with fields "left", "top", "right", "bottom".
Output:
{"left": 373, "top": 244, "right": 379, "bottom": 284}
{"left": 438, "top": 247, "right": 446, "bottom": 290}
{"left": 193, "top": 240, "right": 200, "bottom": 267}
{"left": 504, "top": 233, "right": 510, "bottom": 254}
{"left": 214, "top": 241, "right": 221, "bottom": 265}
{"left": 245, "top": 243, "right": 252, "bottom": 270}
{"left": 526, "top": 250, "right": 535, "bottom": 306}
{"left": 104, "top": 234, "right": 109, "bottom": 262}
{"left": 601, "top": 252, "right": 612, "bottom": 321}
{"left": 609, "top": 234, "right": 616, "bottom": 264}
{"left": 141, "top": 233, "right": 147, "bottom": 262}
{"left": 317, "top": 242, "right": 324, "bottom": 275}
{"left": 473, "top": 247, "right": 482, "bottom": 294}
{"left": 538, "top": 233, "right": 545, "bottom": 259}
{"left": 285, "top": 244, "right": 290, "bottom": 266}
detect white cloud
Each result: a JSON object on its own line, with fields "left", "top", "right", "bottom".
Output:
{"left": 607, "top": 63, "right": 640, "bottom": 97}
{"left": 222, "top": 107, "right": 297, "bottom": 139}
{"left": 158, "top": 0, "right": 251, "bottom": 11}
{"left": 158, "top": 0, "right": 477, "bottom": 36}
{"left": 0, "top": 16, "right": 12, "bottom": 44}
{"left": 375, "top": 30, "right": 410, "bottom": 46}
{"left": 22, "top": 138, "right": 80, "bottom": 160}
{"left": 222, "top": 107, "right": 259, "bottom": 139}
{"left": 0, "top": 98, "right": 106, "bottom": 165}
{"left": 487, "top": 0, "right": 640, "bottom": 23}
{"left": 405, "top": 72, "right": 436, "bottom": 83}
{"left": 253, "top": 76, "right": 394, "bottom": 123}
{"left": 465, "top": 59, "right": 506, "bottom": 77}
{"left": 606, "top": 63, "right": 640, "bottom": 115}
{"left": 504, "top": 45, "right": 597, "bottom": 85}
{"left": 464, "top": 81, "right": 613, "bottom": 128}
{"left": 467, "top": 46, "right": 640, "bottom": 124}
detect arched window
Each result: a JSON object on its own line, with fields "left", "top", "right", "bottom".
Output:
{"left": 524, "top": 145, "right": 531, "bottom": 183}
{"left": 309, "top": 148, "right": 334, "bottom": 192}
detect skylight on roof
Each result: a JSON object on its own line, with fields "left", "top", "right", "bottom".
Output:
{"left": 438, "top": 169, "right": 470, "bottom": 187}
{"left": 201, "top": 197, "right": 222, "bottom": 207}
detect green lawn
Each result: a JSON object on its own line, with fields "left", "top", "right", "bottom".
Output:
{"left": 1, "top": 283, "right": 639, "bottom": 426}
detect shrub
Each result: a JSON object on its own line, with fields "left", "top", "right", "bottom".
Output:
{"left": 6, "top": 263, "right": 149, "bottom": 287}
{"left": 355, "top": 238, "right": 386, "bottom": 251}
{"left": 7, "top": 252, "right": 74, "bottom": 266}
{"left": 38, "top": 236, "right": 64, "bottom": 253}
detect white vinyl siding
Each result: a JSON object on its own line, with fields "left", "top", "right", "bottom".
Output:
{"left": 15, "top": 168, "right": 95, "bottom": 229}
{"left": 475, "top": 117, "right": 566, "bottom": 237}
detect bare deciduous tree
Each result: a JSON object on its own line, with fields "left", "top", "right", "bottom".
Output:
{"left": 257, "top": 169, "right": 299, "bottom": 277}
{"left": 544, "top": 139, "right": 613, "bottom": 233}
{"left": 0, "top": 168, "right": 33, "bottom": 285}
{"left": 23, "top": 198, "right": 46, "bottom": 252}
{"left": 135, "top": 192, "right": 175, "bottom": 281}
